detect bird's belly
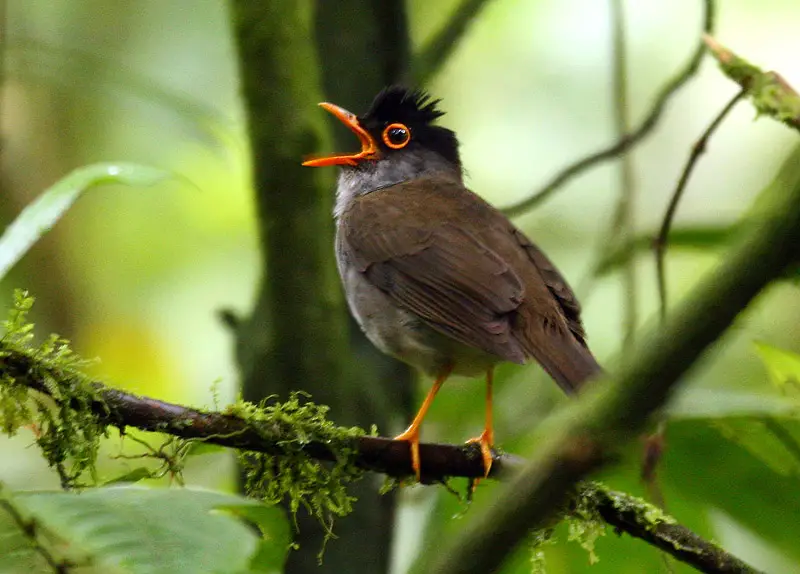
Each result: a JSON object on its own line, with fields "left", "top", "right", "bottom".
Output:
{"left": 341, "top": 265, "right": 497, "bottom": 377}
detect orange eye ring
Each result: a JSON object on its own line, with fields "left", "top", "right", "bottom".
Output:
{"left": 382, "top": 123, "right": 411, "bottom": 149}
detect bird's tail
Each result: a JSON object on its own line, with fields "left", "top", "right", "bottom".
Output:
{"left": 523, "top": 330, "right": 602, "bottom": 394}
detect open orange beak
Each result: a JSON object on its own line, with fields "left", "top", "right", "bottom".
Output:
{"left": 302, "top": 103, "right": 380, "bottom": 167}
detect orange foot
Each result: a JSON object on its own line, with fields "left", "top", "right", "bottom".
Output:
{"left": 394, "top": 427, "right": 421, "bottom": 480}
{"left": 466, "top": 428, "right": 494, "bottom": 479}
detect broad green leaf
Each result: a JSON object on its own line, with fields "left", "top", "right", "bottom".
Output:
{"left": 0, "top": 499, "right": 52, "bottom": 574}
{"left": 663, "top": 418, "right": 800, "bottom": 564}
{"left": 0, "top": 163, "right": 172, "bottom": 281}
{"left": 220, "top": 504, "right": 291, "bottom": 573}
{"left": 13, "top": 486, "right": 289, "bottom": 574}
{"left": 754, "top": 341, "right": 800, "bottom": 393}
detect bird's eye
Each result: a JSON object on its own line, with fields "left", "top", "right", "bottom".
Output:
{"left": 382, "top": 123, "right": 411, "bottom": 149}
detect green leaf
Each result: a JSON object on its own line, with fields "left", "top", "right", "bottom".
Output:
{"left": 664, "top": 418, "right": 800, "bottom": 563}
{"left": 0, "top": 163, "right": 173, "bottom": 281}
{"left": 0, "top": 500, "right": 52, "bottom": 574}
{"left": 754, "top": 341, "right": 800, "bottom": 393}
{"left": 12, "top": 486, "right": 289, "bottom": 574}
{"left": 101, "top": 467, "right": 154, "bottom": 486}
{"left": 184, "top": 442, "right": 226, "bottom": 457}
{"left": 220, "top": 504, "right": 291, "bottom": 573}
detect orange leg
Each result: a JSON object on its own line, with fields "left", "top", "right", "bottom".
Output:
{"left": 466, "top": 367, "right": 494, "bottom": 478}
{"left": 394, "top": 364, "right": 453, "bottom": 480}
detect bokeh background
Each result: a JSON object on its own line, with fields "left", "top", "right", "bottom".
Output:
{"left": 2, "top": 1, "right": 800, "bottom": 572}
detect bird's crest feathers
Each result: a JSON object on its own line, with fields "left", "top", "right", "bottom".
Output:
{"left": 361, "top": 86, "right": 446, "bottom": 126}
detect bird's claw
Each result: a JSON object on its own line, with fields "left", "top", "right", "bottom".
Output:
{"left": 394, "top": 427, "right": 422, "bottom": 481}
{"left": 466, "top": 429, "right": 494, "bottom": 479}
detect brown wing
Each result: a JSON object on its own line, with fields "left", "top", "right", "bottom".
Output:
{"left": 362, "top": 223, "right": 528, "bottom": 363}
{"left": 340, "top": 175, "right": 600, "bottom": 390}
{"left": 512, "top": 228, "right": 587, "bottom": 346}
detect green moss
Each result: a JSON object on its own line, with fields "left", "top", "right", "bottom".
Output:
{"left": 600, "top": 486, "right": 675, "bottom": 529}
{"left": 0, "top": 290, "right": 107, "bottom": 487}
{"left": 716, "top": 50, "right": 800, "bottom": 128}
{"left": 529, "top": 528, "right": 555, "bottom": 574}
{"left": 230, "top": 392, "right": 367, "bottom": 545}
{"left": 0, "top": 291, "right": 371, "bottom": 551}
{"left": 567, "top": 485, "right": 607, "bottom": 565}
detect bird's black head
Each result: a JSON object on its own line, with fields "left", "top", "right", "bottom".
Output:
{"left": 303, "top": 86, "right": 460, "bottom": 168}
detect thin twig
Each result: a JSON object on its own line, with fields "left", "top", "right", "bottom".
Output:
{"left": 0, "top": 352, "right": 761, "bottom": 573}
{"left": 503, "top": 0, "right": 715, "bottom": 217}
{"left": 654, "top": 89, "right": 745, "bottom": 320}
{"left": 609, "top": 0, "right": 638, "bottom": 350}
{"left": 410, "top": 0, "right": 494, "bottom": 85}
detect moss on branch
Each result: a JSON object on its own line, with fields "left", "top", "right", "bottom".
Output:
{"left": 0, "top": 293, "right": 764, "bottom": 572}
{"left": 705, "top": 35, "right": 800, "bottom": 131}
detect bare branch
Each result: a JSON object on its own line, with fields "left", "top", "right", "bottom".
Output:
{"left": 503, "top": 0, "right": 715, "bottom": 217}
{"left": 655, "top": 88, "right": 745, "bottom": 320}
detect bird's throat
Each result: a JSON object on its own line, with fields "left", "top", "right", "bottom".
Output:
{"left": 333, "top": 151, "right": 462, "bottom": 218}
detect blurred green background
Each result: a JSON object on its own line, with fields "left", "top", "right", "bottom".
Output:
{"left": 2, "top": 1, "right": 800, "bottom": 572}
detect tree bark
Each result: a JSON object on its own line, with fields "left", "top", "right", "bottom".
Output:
{"left": 229, "top": 2, "right": 412, "bottom": 572}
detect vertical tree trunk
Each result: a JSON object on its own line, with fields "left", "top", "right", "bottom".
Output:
{"left": 230, "top": 2, "right": 412, "bottom": 572}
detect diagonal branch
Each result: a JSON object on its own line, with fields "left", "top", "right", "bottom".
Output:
{"left": 410, "top": 0, "right": 495, "bottom": 85}
{"left": 503, "top": 0, "right": 715, "bottom": 217}
{"left": 418, "top": 97, "right": 800, "bottom": 574}
{"left": 590, "top": 487, "right": 762, "bottom": 574}
{"left": 1, "top": 346, "right": 759, "bottom": 574}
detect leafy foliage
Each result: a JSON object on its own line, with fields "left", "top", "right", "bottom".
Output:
{"left": 0, "top": 162, "right": 174, "bottom": 282}
{"left": 0, "top": 484, "right": 290, "bottom": 574}
{"left": 754, "top": 342, "right": 800, "bottom": 395}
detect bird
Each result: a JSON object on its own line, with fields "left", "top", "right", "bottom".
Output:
{"left": 303, "top": 86, "right": 601, "bottom": 480}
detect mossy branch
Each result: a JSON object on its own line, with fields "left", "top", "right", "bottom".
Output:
{"left": 588, "top": 486, "right": 761, "bottom": 574}
{"left": 1, "top": 341, "right": 759, "bottom": 573}
{"left": 0, "top": 343, "right": 510, "bottom": 481}
{"left": 704, "top": 35, "right": 800, "bottom": 131}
